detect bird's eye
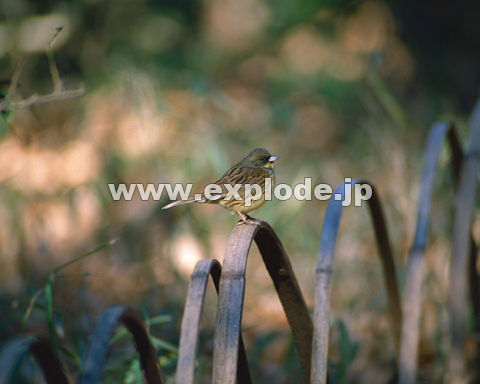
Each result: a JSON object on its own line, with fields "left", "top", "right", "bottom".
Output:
{"left": 263, "top": 156, "right": 270, "bottom": 162}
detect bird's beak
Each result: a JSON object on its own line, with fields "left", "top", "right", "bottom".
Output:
{"left": 269, "top": 155, "right": 279, "bottom": 163}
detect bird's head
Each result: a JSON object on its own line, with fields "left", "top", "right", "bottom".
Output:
{"left": 242, "top": 148, "right": 279, "bottom": 169}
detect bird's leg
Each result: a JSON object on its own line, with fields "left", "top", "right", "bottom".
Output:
{"left": 235, "top": 211, "right": 249, "bottom": 225}
{"left": 235, "top": 212, "right": 260, "bottom": 225}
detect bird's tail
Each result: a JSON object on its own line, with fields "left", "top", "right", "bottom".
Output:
{"left": 162, "top": 197, "right": 205, "bottom": 210}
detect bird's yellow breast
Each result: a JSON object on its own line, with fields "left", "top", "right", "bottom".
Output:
{"left": 218, "top": 175, "right": 274, "bottom": 214}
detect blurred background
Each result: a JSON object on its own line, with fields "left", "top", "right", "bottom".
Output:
{"left": 1, "top": 0, "right": 479, "bottom": 382}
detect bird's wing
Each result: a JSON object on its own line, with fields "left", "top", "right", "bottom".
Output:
{"left": 212, "top": 166, "right": 272, "bottom": 200}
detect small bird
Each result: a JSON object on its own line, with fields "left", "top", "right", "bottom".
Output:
{"left": 162, "top": 148, "right": 278, "bottom": 224}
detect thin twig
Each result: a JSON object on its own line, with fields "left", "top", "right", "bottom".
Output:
{"left": 53, "top": 238, "right": 118, "bottom": 274}
{"left": 47, "top": 50, "right": 62, "bottom": 93}
{"left": 0, "top": 85, "right": 86, "bottom": 111}
{"left": 47, "top": 26, "right": 64, "bottom": 92}
{"left": 48, "top": 26, "right": 63, "bottom": 47}
{"left": 0, "top": 26, "right": 86, "bottom": 113}
{"left": 7, "top": 57, "right": 26, "bottom": 99}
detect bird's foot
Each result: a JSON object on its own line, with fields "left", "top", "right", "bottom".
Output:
{"left": 235, "top": 213, "right": 261, "bottom": 226}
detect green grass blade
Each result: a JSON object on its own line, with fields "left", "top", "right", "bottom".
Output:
{"left": 21, "top": 289, "right": 43, "bottom": 329}
{"left": 146, "top": 315, "right": 172, "bottom": 326}
{"left": 149, "top": 335, "right": 178, "bottom": 353}
{"left": 53, "top": 238, "right": 118, "bottom": 274}
{"left": 45, "top": 275, "right": 56, "bottom": 347}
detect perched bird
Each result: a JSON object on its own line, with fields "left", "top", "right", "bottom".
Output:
{"left": 162, "top": 148, "right": 278, "bottom": 224}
